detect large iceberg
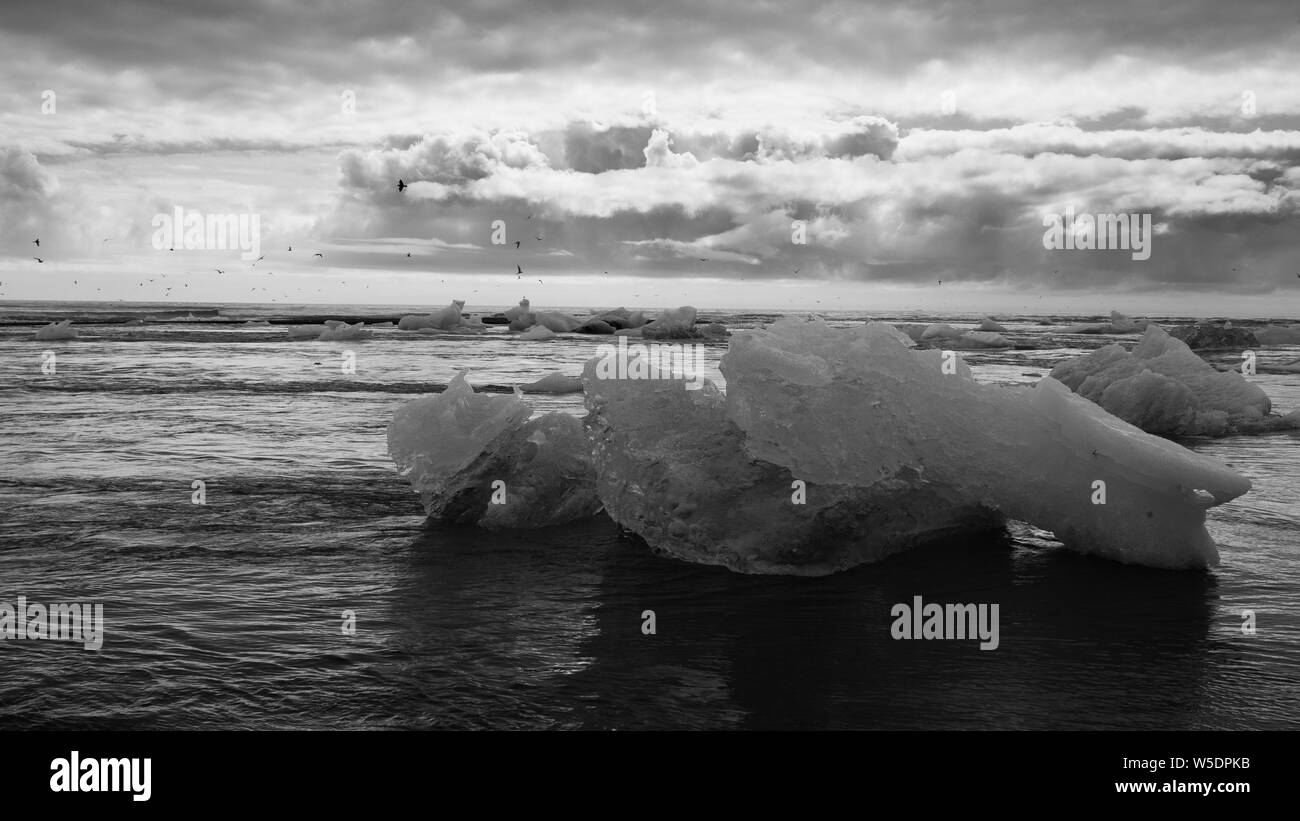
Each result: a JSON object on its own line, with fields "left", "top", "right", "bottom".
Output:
{"left": 388, "top": 318, "right": 1254, "bottom": 573}
{"left": 1050, "top": 324, "right": 1297, "bottom": 436}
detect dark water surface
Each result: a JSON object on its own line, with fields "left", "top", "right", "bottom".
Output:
{"left": 2, "top": 302, "right": 1297, "bottom": 729}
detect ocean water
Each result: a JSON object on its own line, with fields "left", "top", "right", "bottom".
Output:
{"left": 1, "top": 301, "right": 1297, "bottom": 730}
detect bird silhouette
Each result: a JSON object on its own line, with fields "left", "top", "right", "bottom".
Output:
{"left": 514, "top": 241, "right": 521, "bottom": 249}
{"left": 33, "top": 257, "right": 43, "bottom": 263}
{"left": 256, "top": 256, "right": 264, "bottom": 262}
{"left": 397, "top": 179, "right": 407, "bottom": 192}
{"left": 517, "top": 265, "right": 523, "bottom": 275}
{"left": 288, "top": 245, "right": 293, "bottom": 252}
{"left": 314, "top": 253, "right": 324, "bottom": 258}
{"left": 535, "top": 235, "right": 543, "bottom": 241}
{"left": 215, "top": 269, "right": 224, "bottom": 274}
{"left": 793, "top": 268, "right": 800, "bottom": 275}
{"left": 33, "top": 238, "right": 39, "bottom": 247}
{"left": 406, "top": 252, "right": 412, "bottom": 258}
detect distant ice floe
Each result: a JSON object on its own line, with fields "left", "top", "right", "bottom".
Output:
{"left": 388, "top": 318, "right": 1254, "bottom": 574}
{"left": 1051, "top": 324, "right": 1299, "bottom": 436}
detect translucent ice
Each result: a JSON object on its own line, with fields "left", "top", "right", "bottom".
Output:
{"left": 1050, "top": 324, "right": 1280, "bottom": 435}
{"left": 978, "top": 317, "right": 1008, "bottom": 333}
{"left": 717, "top": 318, "right": 1250, "bottom": 569}
{"left": 387, "top": 372, "right": 600, "bottom": 528}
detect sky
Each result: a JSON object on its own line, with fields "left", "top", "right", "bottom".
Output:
{"left": 2, "top": 0, "right": 1299, "bottom": 316}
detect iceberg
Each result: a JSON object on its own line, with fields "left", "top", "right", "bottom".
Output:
{"left": 33, "top": 320, "right": 77, "bottom": 340}
{"left": 387, "top": 373, "right": 600, "bottom": 529}
{"left": 388, "top": 318, "right": 1254, "bottom": 574}
{"left": 1050, "top": 324, "right": 1294, "bottom": 436}
{"left": 978, "top": 317, "right": 1008, "bottom": 333}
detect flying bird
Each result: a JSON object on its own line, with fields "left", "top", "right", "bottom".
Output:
{"left": 33, "top": 257, "right": 43, "bottom": 263}
{"left": 535, "top": 235, "right": 543, "bottom": 241}
{"left": 406, "top": 252, "right": 411, "bottom": 258}
{"left": 33, "top": 239, "right": 39, "bottom": 247}
{"left": 397, "top": 179, "right": 407, "bottom": 192}
{"left": 314, "top": 253, "right": 324, "bottom": 258}
{"left": 215, "top": 269, "right": 224, "bottom": 274}
{"left": 256, "top": 256, "right": 265, "bottom": 262}
{"left": 514, "top": 241, "right": 521, "bottom": 249}
{"left": 517, "top": 265, "right": 523, "bottom": 275}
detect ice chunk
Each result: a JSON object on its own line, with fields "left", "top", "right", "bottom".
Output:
{"left": 518, "top": 324, "right": 556, "bottom": 340}
{"left": 1050, "top": 324, "right": 1280, "bottom": 435}
{"left": 642, "top": 306, "right": 698, "bottom": 339}
{"left": 519, "top": 372, "right": 583, "bottom": 393}
{"left": 33, "top": 320, "right": 77, "bottom": 340}
{"left": 387, "top": 372, "right": 600, "bottom": 528}
{"left": 398, "top": 300, "right": 468, "bottom": 331}
{"left": 978, "top": 317, "right": 1008, "bottom": 333}
{"left": 533, "top": 311, "right": 583, "bottom": 333}
{"left": 504, "top": 299, "right": 531, "bottom": 323}
{"left": 317, "top": 321, "right": 370, "bottom": 341}
{"left": 720, "top": 318, "right": 1250, "bottom": 569}
{"left": 920, "top": 322, "right": 963, "bottom": 340}
{"left": 581, "top": 358, "right": 999, "bottom": 574}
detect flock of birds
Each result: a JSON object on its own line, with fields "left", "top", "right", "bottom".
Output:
{"left": 1, "top": 176, "right": 933, "bottom": 306}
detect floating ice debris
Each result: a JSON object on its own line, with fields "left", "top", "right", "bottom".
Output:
{"left": 317, "top": 321, "right": 370, "bottom": 341}
{"left": 712, "top": 318, "right": 1250, "bottom": 570}
{"left": 532, "top": 311, "right": 584, "bottom": 333}
{"left": 519, "top": 372, "right": 583, "bottom": 394}
{"left": 399, "top": 300, "right": 469, "bottom": 331}
{"left": 33, "top": 319, "right": 77, "bottom": 340}
{"left": 642, "top": 306, "right": 699, "bottom": 339}
{"left": 920, "top": 322, "right": 964, "bottom": 340}
{"left": 978, "top": 317, "right": 1008, "bottom": 333}
{"left": 518, "top": 324, "right": 556, "bottom": 341}
{"left": 389, "top": 317, "right": 1253, "bottom": 573}
{"left": 387, "top": 372, "right": 600, "bottom": 528}
{"left": 1050, "top": 324, "right": 1295, "bottom": 436}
